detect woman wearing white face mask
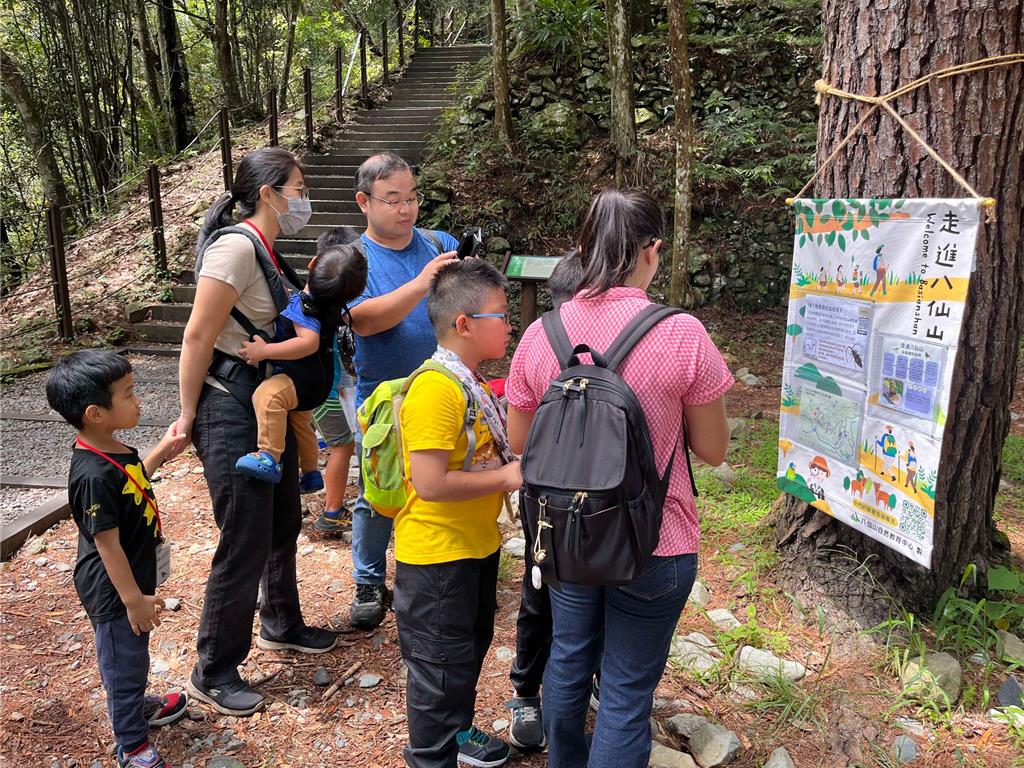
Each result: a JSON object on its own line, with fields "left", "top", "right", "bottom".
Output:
{"left": 169, "top": 148, "right": 338, "bottom": 718}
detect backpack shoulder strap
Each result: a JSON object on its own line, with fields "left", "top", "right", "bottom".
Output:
{"left": 416, "top": 228, "right": 445, "bottom": 255}
{"left": 604, "top": 304, "right": 683, "bottom": 372}
{"left": 401, "top": 362, "right": 477, "bottom": 471}
{"left": 541, "top": 308, "right": 575, "bottom": 370}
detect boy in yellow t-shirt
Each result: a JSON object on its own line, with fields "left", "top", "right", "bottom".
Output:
{"left": 395, "top": 259, "right": 522, "bottom": 768}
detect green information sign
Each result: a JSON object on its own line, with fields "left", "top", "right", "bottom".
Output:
{"left": 503, "top": 254, "right": 563, "bottom": 281}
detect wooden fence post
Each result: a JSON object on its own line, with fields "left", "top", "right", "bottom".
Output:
{"left": 381, "top": 21, "right": 389, "bottom": 86}
{"left": 303, "top": 68, "right": 314, "bottom": 149}
{"left": 269, "top": 89, "right": 279, "bottom": 146}
{"left": 219, "top": 107, "right": 233, "bottom": 191}
{"left": 46, "top": 203, "right": 74, "bottom": 340}
{"left": 146, "top": 165, "right": 167, "bottom": 276}
{"left": 414, "top": 0, "right": 420, "bottom": 50}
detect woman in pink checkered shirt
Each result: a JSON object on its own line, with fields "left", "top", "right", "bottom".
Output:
{"left": 506, "top": 189, "right": 733, "bottom": 768}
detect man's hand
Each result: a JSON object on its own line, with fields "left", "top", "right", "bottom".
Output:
{"left": 414, "top": 251, "right": 459, "bottom": 292}
{"left": 238, "top": 336, "right": 270, "bottom": 366}
{"left": 501, "top": 461, "right": 523, "bottom": 493}
{"left": 125, "top": 595, "right": 165, "bottom": 636}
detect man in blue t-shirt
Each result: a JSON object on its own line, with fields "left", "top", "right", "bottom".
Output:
{"left": 347, "top": 153, "right": 458, "bottom": 630}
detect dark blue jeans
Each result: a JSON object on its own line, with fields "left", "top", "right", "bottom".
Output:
{"left": 543, "top": 553, "right": 697, "bottom": 768}
{"left": 95, "top": 613, "right": 150, "bottom": 753}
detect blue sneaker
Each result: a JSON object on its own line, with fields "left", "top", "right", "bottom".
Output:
{"left": 235, "top": 450, "right": 283, "bottom": 483}
{"left": 299, "top": 469, "right": 324, "bottom": 494}
{"left": 456, "top": 725, "right": 511, "bottom": 767}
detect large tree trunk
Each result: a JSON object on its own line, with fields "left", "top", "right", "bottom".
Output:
{"left": 774, "top": 1, "right": 1024, "bottom": 623}
{"left": 604, "top": 0, "right": 635, "bottom": 184}
{"left": 214, "top": 0, "right": 244, "bottom": 109}
{"left": 490, "top": 0, "right": 513, "bottom": 147}
{"left": 131, "top": 0, "right": 168, "bottom": 153}
{"left": 278, "top": 1, "right": 298, "bottom": 111}
{"left": 0, "top": 50, "right": 69, "bottom": 209}
{"left": 156, "top": 0, "right": 196, "bottom": 151}
{"left": 666, "top": 0, "right": 694, "bottom": 308}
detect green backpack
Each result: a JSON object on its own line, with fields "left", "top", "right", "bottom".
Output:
{"left": 356, "top": 362, "right": 478, "bottom": 517}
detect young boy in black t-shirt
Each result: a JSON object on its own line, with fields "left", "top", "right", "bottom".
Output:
{"left": 47, "top": 350, "right": 189, "bottom": 768}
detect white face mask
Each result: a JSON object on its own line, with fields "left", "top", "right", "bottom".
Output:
{"left": 274, "top": 192, "right": 312, "bottom": 235}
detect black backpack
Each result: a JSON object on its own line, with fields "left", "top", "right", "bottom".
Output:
{"left": 520, "top": 304, "right": 697, "bottom": 588}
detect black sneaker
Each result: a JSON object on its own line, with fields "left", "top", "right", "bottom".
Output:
{"left": 507, "top": 696, "right": 545, "bottom": 750}
{"left": 256, "top": 625, "right": 339, "bottom": 654}
{"left": 456, "top": 725, "right": 512, "bottom": 767}
{"left": 186, "top": 669, "right": 264, "bottom": 716}
{"left": 349, "top": 583, "right": 392, "bottom": 630}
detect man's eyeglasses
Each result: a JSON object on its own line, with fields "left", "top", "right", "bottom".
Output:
{"left": 450, "top": 312, "right": 510, "bottom": 328}
{"left": 277, "top": 185, "right": 310, "bottom": 200}
{"left": 369, "top": 193, "right": 425, "bottom": 208}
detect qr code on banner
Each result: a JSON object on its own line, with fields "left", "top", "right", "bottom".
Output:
{"left": 899, "top": 502, "right": 929, "bottom": 541}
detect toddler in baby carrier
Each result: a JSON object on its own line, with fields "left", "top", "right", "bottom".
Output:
{"left": 232, "top": 244, "right": 367, "bottom": 486}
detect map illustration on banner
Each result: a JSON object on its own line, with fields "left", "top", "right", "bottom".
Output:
{"left": 777, "top": 199, "right": 980, "bottom": 568}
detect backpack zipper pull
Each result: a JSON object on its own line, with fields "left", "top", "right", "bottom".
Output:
{"left": 534, "top": 496, "right": 550, "bottom": 563}
{"left": 578, "top": 379, "right": 588, "bottom": 446}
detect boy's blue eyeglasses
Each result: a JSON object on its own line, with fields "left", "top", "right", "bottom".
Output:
{"left": 450, "top": 312, "right": 509, "bottom": 328}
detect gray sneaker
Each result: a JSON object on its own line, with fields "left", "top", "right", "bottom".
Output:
{"left": 456, "top": 725, "right": 512, "bottom": 767}
{"left": 507, "top": 696, "right": 545, "bottom": 750}
{"left": 349, "top": 583, "right": 392, "bottom": 629}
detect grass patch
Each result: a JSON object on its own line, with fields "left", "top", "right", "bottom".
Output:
{"left": 742, "top": 672, "right": 825, "bottom": 735}
{"left": 698, "top": 419, "right": 780, "bottom": 538}
{"left": 497, "top": 549, "right": 521, "bottom": 583}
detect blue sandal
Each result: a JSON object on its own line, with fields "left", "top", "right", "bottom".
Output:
{"left": 235, "top": 450, "right": 283, "bottom": 483}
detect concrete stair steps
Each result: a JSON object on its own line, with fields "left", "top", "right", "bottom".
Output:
{"left": 131, "top": 46, "right": 479, "bottom": 345}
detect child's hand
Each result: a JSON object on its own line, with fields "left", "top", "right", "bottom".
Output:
{"left": 501, "top": 461, "right": 523, "bottom": 493}
{"left": 239, "top": 336, "right": 269, "bottom": 366}
{"left": 125, "top": 595, "right": 165, "bottom": 636}
{"left": 160, "top": 425, "right": 189, "bottom": 457}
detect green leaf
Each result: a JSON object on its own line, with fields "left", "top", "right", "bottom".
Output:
{"left": 987, "top": 565, "right": 1022, "bottom": 592}
{"left": 862, "top": 230, "right": 870, "bottom": 241}
{"left": 841, "top": 217, "right": 854, "bottom": 231}
{"left": 815, "top": 201, "right": 824, "bottom": 213}
{"left": 837, "top": 234, "right": 846, "bottom": 251}
{"left": 832, "top": 200, "right": 844, "bottom": 217}
{"left": 799, "top": 234, "right": 806, "bottom": 247}
{"left": 826, "top": 231, "right": 836, "bottom": 246}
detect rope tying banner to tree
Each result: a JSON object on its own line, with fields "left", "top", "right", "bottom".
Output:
{"left": 787, "top": 53, "right": 1024, "bottom": 216}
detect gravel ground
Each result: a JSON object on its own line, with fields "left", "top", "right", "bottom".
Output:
{"left": 0, "top": 487, "right": 63, "bottom": 528}
{"left": 1, "top": 419, "right": 170, "bottom": 479}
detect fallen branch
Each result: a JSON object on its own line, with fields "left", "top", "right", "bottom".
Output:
{"left": 321, "top": 660, "right": 362, "bottom": 702}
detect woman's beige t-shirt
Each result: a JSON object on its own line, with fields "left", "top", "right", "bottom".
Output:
{"left": 198, "top": 228, "right": 280, "bottom": 388}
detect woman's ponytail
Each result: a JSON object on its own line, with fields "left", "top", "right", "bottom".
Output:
{"left": 576, "top": 189, "right": 664, "bottom": 297}
{"left": 196, "top": 192, "right": 237, "bottom": 254}
{"left": 194, "top": 147, "right": 305, "bottom": 254}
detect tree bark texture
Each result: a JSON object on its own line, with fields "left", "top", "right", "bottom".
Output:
{"left": 0, "top": 50, "right": 69, "bottom": 210}
{"left": 775, "top": 0, "right": 1024, "bottom": 622}
{"left": 666, "top": 0, "right": 694, "bottom": 308}
{"left": 279, "top": 3, "right": 299, "bottom": 111}
{"left": 490, "top": 0, "right": 514, "bottom": 147}
{"left": 156, "top": 0, "right": 196, "bottom": 151}
{"left": 131, "top": 0, "right": 168, "bottom": 153}
{"left": 604, "top": 0, "right": 636, "bottom": 181}
{"left": 214, "top": 0, "right": 244, "bottom": 109}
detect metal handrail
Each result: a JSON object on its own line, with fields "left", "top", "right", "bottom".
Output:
{"left": 341, "top": 31, "right": 362, "bottom": 100}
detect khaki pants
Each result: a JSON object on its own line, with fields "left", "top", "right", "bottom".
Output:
{"left": 251, "top": 374, "right": 318, "bottom": 473}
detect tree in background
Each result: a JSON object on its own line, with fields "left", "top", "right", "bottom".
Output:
{"left": 666, "top": 0, "right": 694, "bottom": 308}
{"left": 156, "top": 0, "right": 196, "bottom": 151}
{"left": 773, "top": 1, "right": 1023, "bottom": 620}
{"left": 490, "top": 0, "right": 514, "bottom": 147}
{"left": 0, "top": 50, "right": 68, "bottom": 211}
{"left": 604, "top": 0, "right": 635, "bottom": 183}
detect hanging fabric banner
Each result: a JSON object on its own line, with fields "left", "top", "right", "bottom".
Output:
{"left": 776, "top": 199, "right": 980, "bottom": 568}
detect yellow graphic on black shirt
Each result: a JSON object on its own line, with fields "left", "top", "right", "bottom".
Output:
{"left": 122, "top": 462, "right": 159, "bottom": 533}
